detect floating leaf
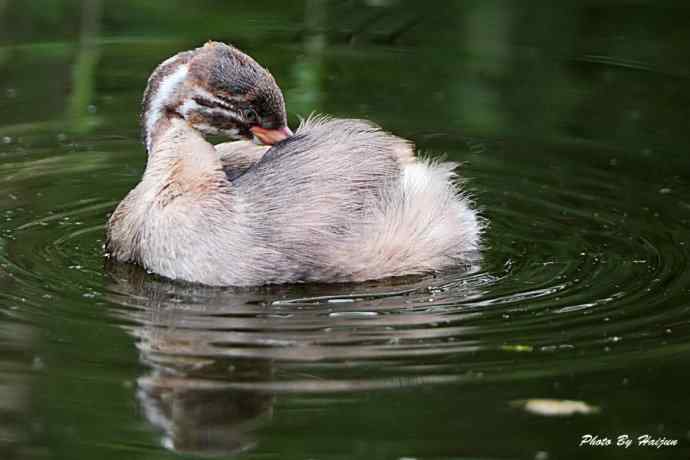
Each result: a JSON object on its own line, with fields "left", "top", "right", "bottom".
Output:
{"left": 512, "top": 399, "right": 600, "bottom": 416}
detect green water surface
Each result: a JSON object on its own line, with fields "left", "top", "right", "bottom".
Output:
{"left": 1, "top": 1, "right": 690, "bottom": 459}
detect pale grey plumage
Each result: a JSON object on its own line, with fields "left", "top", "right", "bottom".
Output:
{"left": 106, "top": 42, "right": 481, "bottom": 286}
{"left": 106, "top": 115, "right": 481, "bottom": 286}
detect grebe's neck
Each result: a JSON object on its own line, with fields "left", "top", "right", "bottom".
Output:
{"left": 141, "top": 52, "right": 194, "bottom": 154}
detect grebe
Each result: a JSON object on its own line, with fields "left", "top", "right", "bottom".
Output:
{"left": 106, "top": 42, "right": 481, "bottom": 286}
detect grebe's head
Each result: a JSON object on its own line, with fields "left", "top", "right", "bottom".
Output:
{"left": 142, "top": 41, "right": 291, "bottom": 152}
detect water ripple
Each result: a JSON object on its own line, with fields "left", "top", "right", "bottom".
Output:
{"left": 0, "top": 136, "right": 689, "bottom": 402}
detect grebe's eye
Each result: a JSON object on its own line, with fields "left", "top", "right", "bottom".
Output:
{"left": 243, "top": 108, "right": 258, "bottom": 124}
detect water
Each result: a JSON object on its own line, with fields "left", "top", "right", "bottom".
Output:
{"left": 1, "top": 1, "right": 690, "bottom": 459}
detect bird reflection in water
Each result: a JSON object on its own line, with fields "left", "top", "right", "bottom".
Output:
{"left": 138, "top": 359, "right": 273, "bottom": 456}
{"left": 104, "top": 260, "right": 482, "bottom": 456}
{"left": 106, "top": 263, "right": 283, "bottom": 456}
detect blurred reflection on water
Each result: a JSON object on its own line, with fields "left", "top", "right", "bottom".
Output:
{"left": 105, "top": 262, "right": 485, "bottom": 455}
{"left": 0, "top": 322, "right": 35, "bottom": 459}
{"left": 1, "top": 1, "right": 690, "bottom": 459}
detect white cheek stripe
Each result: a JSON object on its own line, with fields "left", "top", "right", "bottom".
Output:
{"left": 192, "top": 87, "right": 236, "bottom": 110}
{"left": 178, "top": 97, "right": 240, "bottom": 122}
{"left": 177, "top": 98, "right": 243, "bottom": 139}
{"left": 144, "top": 66, "right": 247, "bottom": 150}
{"left": 144, "top": 63, "right": 189, "bottom": 152}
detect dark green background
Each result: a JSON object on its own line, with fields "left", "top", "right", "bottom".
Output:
{"left": 1, "top": 1, "right": 689, "bottom": 459}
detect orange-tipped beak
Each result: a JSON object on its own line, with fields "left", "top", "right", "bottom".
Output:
{"left": 250, "top": 126, "right": 293, "bottom": 145}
